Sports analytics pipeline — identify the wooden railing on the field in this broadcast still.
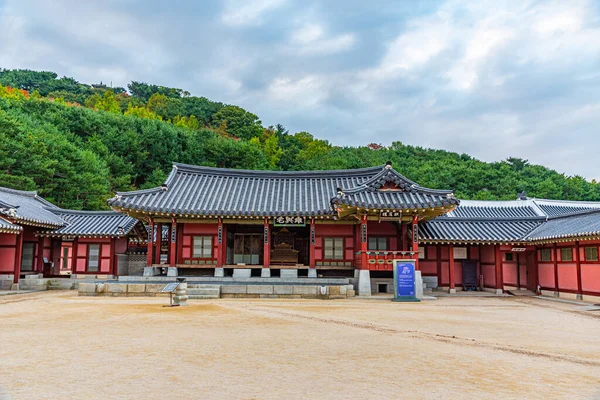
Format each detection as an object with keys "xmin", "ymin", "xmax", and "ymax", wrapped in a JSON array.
[{"xmin": 357, "ymin": 251, "xmax": 418, "ymax": 270}]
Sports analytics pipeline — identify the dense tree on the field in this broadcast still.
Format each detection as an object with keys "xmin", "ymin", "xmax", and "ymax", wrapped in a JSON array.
[
  {"xmin": 0, "ymin": 68, "xmax": 598, "ymax": 211},
  {"xmin": 211, "ymin": 105, "xmax": 263, "ymax": 140}
]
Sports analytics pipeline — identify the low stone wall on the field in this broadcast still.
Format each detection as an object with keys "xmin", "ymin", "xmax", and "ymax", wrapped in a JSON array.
[
  {"xmin": 79, "ymin": 282, "xmax": 356, "ymax": 299},
  {"xmin": 220, "ymin": 284, "xmax": 355, "ymax": 299}
]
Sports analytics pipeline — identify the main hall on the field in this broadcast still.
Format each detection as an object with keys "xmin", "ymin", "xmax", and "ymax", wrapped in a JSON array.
[{"xmin": 2, "ymin": 162, "xmax": 600, "ymax": 302}]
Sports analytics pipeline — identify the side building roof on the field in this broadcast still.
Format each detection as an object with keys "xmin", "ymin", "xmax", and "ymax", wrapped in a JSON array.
[
  {"xmin": 108, "ymin": 163, "xmax": 458, "ymax": 218},
  {"xmin": 41, "ymin": 209, "xmax": 142, "ymax": 238},
  {"xmin": 0, "ymin": 217, "xmax": 22, "ymax": 234},
  {"xmin": 422, "ymin": 198, "xmax": 600, "ymax": 244},
  {"xmin": 0, "ymin": 187, "xmax": 64, "ymax": 228}
]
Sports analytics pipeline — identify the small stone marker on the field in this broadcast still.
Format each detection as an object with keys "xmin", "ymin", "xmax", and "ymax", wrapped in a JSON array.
[{"xmin": 173, "ymin": 278, "xmax": 188, "ymax": 306}]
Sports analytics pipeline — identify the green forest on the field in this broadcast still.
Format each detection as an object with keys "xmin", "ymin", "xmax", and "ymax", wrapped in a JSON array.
[{"xmin": 0, "ymin": 68, "xmax": 598, "ymax": 210}]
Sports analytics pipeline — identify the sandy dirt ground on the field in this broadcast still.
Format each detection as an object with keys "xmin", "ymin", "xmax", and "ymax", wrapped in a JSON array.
[{"xmin": 0, "ymin": 292, "xmax": 599, "ymax": 400}]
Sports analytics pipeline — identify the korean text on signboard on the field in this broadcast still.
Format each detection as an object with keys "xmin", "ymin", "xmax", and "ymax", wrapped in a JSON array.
[{"xmin": 274, "ymin": 216, "xmax": 306, "ymax": 227}]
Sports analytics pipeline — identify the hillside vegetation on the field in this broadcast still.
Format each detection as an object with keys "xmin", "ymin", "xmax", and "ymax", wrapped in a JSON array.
[{"xmin": 0, "ymin": 68, "xmax": 598, "ymax": 210}]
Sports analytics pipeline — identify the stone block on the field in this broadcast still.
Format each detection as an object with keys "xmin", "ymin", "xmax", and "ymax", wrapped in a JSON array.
[
  {"xmin": 339, "ymin": 286, "xmax": 347, "ymax": 295},
  {"xmin": 261, "ymin": 268, "xmax": 271, "ymax": 278},
  {"xmin": 96, "ymin": 275, "xmax": 109, "ymax": 280},
  {"xmin": 106, "ymin": 283, "xmax": 126, "ymax": 293},
  {"xmin": 357, "ymin": 270, "xmax": 371, "ymax": 296},
  {"xmin": 96, "ymin": 283, "xmax": 107, "ymax": 293},
  {"xmin": 145, "ymin": 284, "xmax": 164, "ymax": 293},
  {"xmin": 328, "ymin": 295, "xmax": 346, "ymax": 300},
  {"xmin": 449, "ymin": 288, "xmax": 456, "ymax": 294},
  {"xmin": 127, "ymin": 284, "xmax": 146, "ymax": 293},
  {"xmin": 300, "ymin": 294, "xmax": 320, "ymax": 299},
  {"xmin": 274, "ymin": 285, "xmax": 293, "ymax": 295},
  {"xmin": 278, "ymin": 294, "xmax": 302, "ymax": 299},
  {"xmin": 233, "ymin": 269, "xmax": 252, "ymax": 279},
  {"xmin": 221, "ymin": 294, "xmax": 236, "ymax": 299},
  {"xmin": 259, "ymin": 294, "xmax": 279, "ymax": 299},
  {"xmin": 236, "ymin": 294, "xmax": 259, "ymax": 298},
  {"xmin": 293, "ymin": 285, "xmax": 317, "ymax": 295},
  {"xmin": 280, "ymin": 269, "xmax": 298, "ymax": 279},
  {"xmin": 78, "ymin": 283, "xmax": 97, "ymax": 293},
  {"xmin": 167, "ymin": 267, "xmax": 178, "ymax": 277},
  {"xmin": 221, "ymin": 285, "xmax": 247, "ymax": 294},
  {"xmin": 247, "ymin": 285, "xmax": 274, "ymax": 294},
  {"xmin": 329, "ymin": 286, "xmax": 340, "ymax": 295},
  {"xmin": 214, "ymin": 268, "xmax": 225, "ymax": 277},
  {"xmin": 347, "ymin": 289, "xmax": 356, "ymax": 297},
  {"xmin": 307, "ymin": 269, "xmax": 317, "ymax": 278}
]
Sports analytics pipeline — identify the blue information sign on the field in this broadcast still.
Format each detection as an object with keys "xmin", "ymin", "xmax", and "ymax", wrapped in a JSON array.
[{"xmin": 393, "ymin": 259, "xmax": 420, "ymax": 302}]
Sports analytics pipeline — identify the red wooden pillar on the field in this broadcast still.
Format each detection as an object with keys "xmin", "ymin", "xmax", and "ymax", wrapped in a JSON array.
[
  {"xmin": 411, "ymin": 215, "xmax": 419, "ymax": 270},
  {"xmin": 401, "ymin": 223, "xmax": 407, "ymax": 251},
  {"xmin": 553, "ymin": 243, "xmax": 559, "ymax": 295},
  {"xmin": 495, "ymin": 244, "xmax": 503, "ymax": 292},
  {"xmin": 72, "ymin": 237, "xmax": 79, "ymax": 274},
  {"xmin": 36, "ymin": 236, "xmax": 45, "ymax": 273},
  {"xmin": 13, "ymin": 232, "xmax": 24, "ymax": 284},
  {"xmin": 170, "ymin": 218, "xmax": 178, "ymax": 267},
  {"xmin": 436, "ymin": 244, "xmax": 442, "ymax": 284},
  {"xmin": 110, "ymin": 239, "xmax": 117, "ymax": 277},
  {"xmin": 575, "ymin": 241, "xmax": 583, "ymax": 298},
  {"xmin": 146, "ymin": 219, "xmax": 154, "ymax": 266},
  {"xmin": 216, "ymin": 219, "xmax": 223, "ymax": 268},
  {"xmin": 448, "ymin": 243, "xmax": 455, "ymax": 292},
  {"xmin": 263, "ymin": 218, "xmax": 270, "ymax": 268},
  {"xmin": 309, "ymin": 219, "xmax": 316, "ymax": 269},
  {"xmin": 360, "ymin": 215, "xmax": 368, "ymax": 268},
  {"xmin": 154, "ymin": 223, "xmax": 162, "ymax": 265}
]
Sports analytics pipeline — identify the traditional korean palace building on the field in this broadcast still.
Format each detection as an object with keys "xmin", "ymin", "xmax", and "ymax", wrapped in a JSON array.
[
  {"xmin": 0, "ymin": 186, "xmax": 145, "ymax": 289},
  {"xmin": 2, "ymin": 162, "xmax": 600, "ymax": 302}
]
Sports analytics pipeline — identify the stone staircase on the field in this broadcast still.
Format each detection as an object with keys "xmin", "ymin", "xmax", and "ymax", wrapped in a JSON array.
[{"xmin": 186, "ymin": 284, "xmax": 221, "ymax": 299}]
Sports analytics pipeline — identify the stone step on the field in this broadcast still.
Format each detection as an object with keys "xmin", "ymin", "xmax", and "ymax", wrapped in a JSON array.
[
  {"xmin": 187, "ymin": 288, "xmax": 220, "ymax": 296},
  {"xmin": 188, "ymin": 294, "xmax": 220, "ymax": 299},
  {"xmin": 187, "ymin": 284, "xmax": 221, "ymax": 289}
]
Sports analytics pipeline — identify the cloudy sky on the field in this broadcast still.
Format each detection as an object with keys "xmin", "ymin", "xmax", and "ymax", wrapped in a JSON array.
[{"xmin": 1, "ymin": 0, "xmax": 600, "ymax": 179}]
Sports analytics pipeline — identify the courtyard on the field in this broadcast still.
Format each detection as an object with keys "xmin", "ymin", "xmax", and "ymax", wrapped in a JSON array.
[{"xmin": 0, "ymin": 292, "xmax": 599, "ymax": 399}]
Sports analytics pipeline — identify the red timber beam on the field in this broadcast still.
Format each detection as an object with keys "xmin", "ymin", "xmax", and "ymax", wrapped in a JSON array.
[
  {"xmin": 360, "ymin": 214, "xmax": 368, "ymax": 268},
  {"xmin": 553, "ymin": 243, "xmax": 559, "ymax": 296},
  {"xmin": 216, "ymin": 218, "xmax": 223, "ymax": 268},
  {"xmin": 146, "ymin": 218, "xmax": 154, "ymax": 267},
  {"xmin": 448, "ymin": 243, "xmax": 455, "ymax": 293},
  {"xmin": 263, "ymin": 218, "xmax": 270, "ymax": 268},
  {"xmin": 13, "ymin": 231, "xmax": 24, "ymax": 285},
  {"xmin": 154, "ymin": 222, "xmax": 162, "ymax": 265},
  {"xmin": 495, "ymin": 244, "xmax": 503, "ymax": 293},
  {"xmin": 309, "ymin": 219, "xmax": 316, "ymax": 269},
  {"xmin": 411, "ymin": 215, "xmax": 419, "ymax": 270},
  {"xmin": 170, "ymin": 218, "xmax": 178, "ymax": 267},
  {"xmin": 575, "ymin": 241, "xmax": 583, "ymax": 299}
]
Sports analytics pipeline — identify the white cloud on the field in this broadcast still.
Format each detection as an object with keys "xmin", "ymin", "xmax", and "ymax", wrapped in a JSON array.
[
  {"xmin": 221, "ymin": 0, "xmax": 286, "ymax": 26},
  {"xmin": 289, "ymin": 23, "xmax": 355, "ymax": 55}
]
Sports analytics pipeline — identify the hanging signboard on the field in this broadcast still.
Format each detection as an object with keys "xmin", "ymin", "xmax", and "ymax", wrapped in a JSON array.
[
  {"xmin": 380, "ymin": 210, "xmax": 402, "ymax": 221},
  {"xmin": 393, "ymin": 259, "xmax": 420, "ymax": 302},
  {"xmin": 273, "ymin": 216, "xmax": 306, "ymax": 227}
]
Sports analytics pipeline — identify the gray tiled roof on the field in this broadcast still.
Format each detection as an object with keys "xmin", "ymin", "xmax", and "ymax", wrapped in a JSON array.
[
  {"xmin": 525, "ymin": 209, "xmax": 600, "ymax": 241},
  {"xmin": 0, "ymin": 187, "xmax": 64, "ymax": 227},
  {"xmin": 445, "ymin": 201, "xmax": 541, "ymax": 218},
  {"xmin": 331, "ymin": 165, "xmax": 458, "ymax": 210},
  {"xmin": 47, "ymin": 210, "xmax": 139, "ymax": 237},
  {"xmin": 420, "ymin": 218, "xmax": 543, "ymax": 243},
  {"xmin": 0, "ymin": 217, "xmax": 22, "ymax": 233},
  {"xmin": 109, "ymin": 163, "xmax": 458, "ymax": 217}
]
